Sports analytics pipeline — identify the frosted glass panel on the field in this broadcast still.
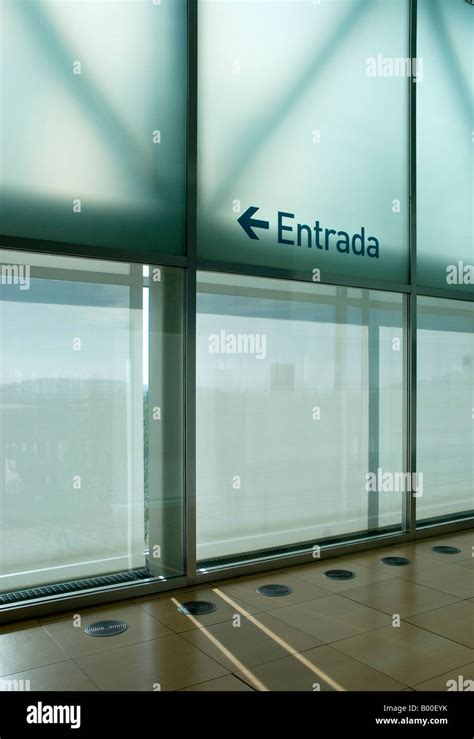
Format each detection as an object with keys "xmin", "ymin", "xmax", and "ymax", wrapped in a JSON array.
[
  {"xmin": 417, "ymin": 0, "xmax": 474, "ymax": 290},
  {"xmin": 196, "ymin": 274, "xmax": 406, "ymax": 561},
  {"xmin": 0, "ymin": 251, "xmax": 184, "ymax": 594},
  {"xmin": 0, "ymin": 0, "xmax": 186, "ymax": 254},
  {"xmin": 417, "ymin": 296, "xmax": 474, "ymax": 523},
  {"xmin": 198, "ymin": 0, "xmax": 409, "ymax": 282}
]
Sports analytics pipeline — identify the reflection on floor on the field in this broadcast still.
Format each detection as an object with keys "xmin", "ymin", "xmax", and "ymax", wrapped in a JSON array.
[{"xmin": 1, "ymin": 532, "xmax": 473, "ymax": 692}]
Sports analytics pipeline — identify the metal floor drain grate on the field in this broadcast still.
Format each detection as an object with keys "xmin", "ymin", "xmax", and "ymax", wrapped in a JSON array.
[
  {"xmin": 431, "ymin": 545, "xmax": 461, "ymax": 555},
  {"xmin": 0, "ymin": 569, "xmax": 150, "ymax": 606},
  {"xmin": 323, "ymin": 569, "xmax": 356, "ymax": 581},
  {"xmin": 85, "ymin": 620, "xmax": 128, "ymax": 637},
  {"xmin": 178, "ymin": 600, "xmax": 217, "ymax": 616},
  {"xmin": 256, "ymin": 584, "xmax": 293, "ymax": 597},
  {"xmin": 381, "ymin": 556, "xmax": 410, "ymax": 566}
]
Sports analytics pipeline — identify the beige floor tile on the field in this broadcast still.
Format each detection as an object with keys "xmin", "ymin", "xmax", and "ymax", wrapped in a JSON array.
[
  {"xmin": 180, "ymin": 675, "xmax": 254, "ymax": 691},
  {"xmin": 267, "ymin": 594, "xmax": 390, "ymax": 643},
  {"xmin": 0, "ymin": 619, "xmax": 40, "ymax": 634},
  {"xmin": 399, "ymin": 536, "xmax": 473, "ymax": 564},
  {"xmin": 75, "ymin": 634, "xmax": 228, "ymax": 691},
  {"xmin": 439, "ymin": 530, "xmax": 474, "ymax": 546},
  {"xmin": 457, "ymin": 557, "xmax": 474, "ymax": 570},
  {"xmin": 332, "ymin": 623, "xmax": 473, "ymax": 685},
  {"xmin": 448, "ymin": 523, "xmax": 474, "ymax": 541},
  {"xmin": 412, "ymin": 662, "xmax": 474, "ymax": 691},
  {"xmin": 0, "ymin": 624, "xmax": 67, "ymax": 677},
  {"xmin": 312, "ymin": 546, "xmax": 394, "ymax": 567},
  {"xmin": 401, "ymin": 562, "xmax": 474, "ymax": 599},
  {"xmin": 335, "ymin": 547, "xmax": 443, "ymax": 578},
  {"xmin": 40, "ymin": 603, "xmax": 171, "ymax": 658},
  {"xmin": 407, "ymin": 601, "xmax": 474, "ymax": 648},
  {"xmin": 287, "ymin": 560, "xmax": 398, "ymax": 592},
  {"xmin": 343, "ymin": 578, "xmax": 460, "ymax": 618},
  {"xmin": 0, "ymin": 660, "xmax": 98, "ymax": 691},
  {"xmin": 217, "ymin": 572, "xmax": 331, "ymax": 608},
  {"xmin": 135, "ymin": 587, "xmax": 259, "ymax": 633},
  {"xmin": 181, "ymin": 611, "xmax": 322, "ymax": 671},
  {"xmin": 235, "ymin": 644, "xmax": 406, "ymax": 692}
]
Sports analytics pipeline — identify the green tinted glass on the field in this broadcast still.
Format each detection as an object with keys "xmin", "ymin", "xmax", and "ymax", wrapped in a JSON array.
[
  {"xmin": 0, "ymin": 0, "xmax": 186, "ymax": 255},
  {"xmin": 197, "ymin": 0, "xmax": 410, "ymax": 282},
  {"xmin": 417, "ymin": 0, "xmax": 474, "ymax": 291}
]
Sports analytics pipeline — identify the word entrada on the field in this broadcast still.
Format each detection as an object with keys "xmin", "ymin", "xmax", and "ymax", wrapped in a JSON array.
[
  {"xmin": 237, "ymin": 206, "xmax": 381, "ymax": 259},
  {"xmin": 278, "ymin": 211, "xmax": 380, "ymax": 258}
]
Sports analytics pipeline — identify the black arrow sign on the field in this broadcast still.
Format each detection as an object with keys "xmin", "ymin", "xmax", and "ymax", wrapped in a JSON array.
[{"xmin": 237, "ymin": 206, "xmax": 270, "ymax": 240}]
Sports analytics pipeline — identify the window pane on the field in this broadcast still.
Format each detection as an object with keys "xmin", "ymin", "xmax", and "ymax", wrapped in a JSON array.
[
  {"xmin": 417, "ymin": 296, "xmax": 474, "ymax": 524},
  {"xmin": 0, "ymin": 0, "xmax": 186, "ymax": 255},
  {"xmin": 0, "ymin": 250, "xmax": 184, "ymax": 600},
  {"xmin": 197, "ymin": 0, "xmax": 409, "ymax": 282},
  {"xmin": 196, "ymin": 273, "xmax": 406, "ymax": 562},
  {"xmin": 417, "ymin": 0, "xmax": 474, "ymax": 291}
]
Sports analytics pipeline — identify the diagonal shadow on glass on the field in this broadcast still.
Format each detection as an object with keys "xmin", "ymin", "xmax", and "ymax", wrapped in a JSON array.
[
  {"xmin": 426, "ymin": 0, "xmax": 473, "ymax": 129},
  {"xmin": 15, "ymin": 0, "xmax": 178, "ymax": 202},
  {"xmin": 208, "ymin": 0, "xmax": 373, "ymax": 210}
]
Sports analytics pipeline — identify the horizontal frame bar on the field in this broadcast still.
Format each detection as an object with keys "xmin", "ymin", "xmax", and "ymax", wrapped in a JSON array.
[
  {"xmin": 0, "ymin": 235, "xmax": 188, "ymax": 269},
  {"xmin": 197, "ymin": 258, "xmax": 412, "ymax": 294},
  {"xmin": 416, "ymin": 285, "xmax": 474, "ymax": 303}
]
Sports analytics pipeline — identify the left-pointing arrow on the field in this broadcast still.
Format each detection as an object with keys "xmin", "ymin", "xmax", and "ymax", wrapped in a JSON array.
[{"xmin": 237, "ymin": 206, "xmax": 270, "ymax": 240}]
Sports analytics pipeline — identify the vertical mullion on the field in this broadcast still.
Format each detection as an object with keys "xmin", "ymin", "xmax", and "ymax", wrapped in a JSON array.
[
  {"xmin": 407, "ymin": 0, "xmax": 418, "ymax": 538},
  {"xmin": 185, "ymin": 0, "xmax": 198, "ymax": 580},
  {"xmin": 367, "ymin": 309, "xmax": 380, "ymax": 533}
]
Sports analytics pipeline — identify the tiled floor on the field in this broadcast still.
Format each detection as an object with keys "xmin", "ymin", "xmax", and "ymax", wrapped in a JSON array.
[{"xmin": 0, "ymin": 532, "xmax": 473, "ymax": 692}]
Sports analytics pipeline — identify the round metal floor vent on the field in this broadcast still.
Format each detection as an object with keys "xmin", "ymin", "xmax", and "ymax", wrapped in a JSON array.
[
  {"xmin": 323, "ymin": 569, "xmax": 356, "ymax": 581},
  {"xmin": 178, "ymin": 600, "xmax": 217, "ymax": 615},
  {"xmin": 256, "ymin": 584, "xmax": 293, "ymax": 597},
  {"xmin": 431, "ymin": 545, "xmax": 461, "ymax": 555},
  {"xmin": 85, "ymin": 620, "xmax": 128, "ymax": 637},
  {"xmin": 381, "ymin": 556, "xmax": 410, "ymax": 567}
]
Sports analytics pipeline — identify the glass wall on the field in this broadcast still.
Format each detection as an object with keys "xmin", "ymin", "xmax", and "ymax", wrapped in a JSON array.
[
  {"xmin": 0, "ymin": 250, "xmax": 184, "ymax": 598},
  {"xmin": 196, "ymin": 273, "xmax": 406, "ymax": 563},
  {"xmin": 0, "ymin": 0, "xmax": 187, "ymax": 255},
  {"xmin": 417, "ymin": 0, "xmax": 474, "ymax": 291},
  {"xmin": 197, "ymin": 0, "xmax": 410, "ymax": 282},
  {"xmin": 417, "ymin": 296, "xmax": 474, "ymax": 524}
]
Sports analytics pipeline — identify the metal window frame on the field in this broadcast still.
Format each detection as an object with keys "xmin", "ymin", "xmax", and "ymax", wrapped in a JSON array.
[{"xmin": 0, "ymin": 0, "xmax": 473, "ymax": 624}]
